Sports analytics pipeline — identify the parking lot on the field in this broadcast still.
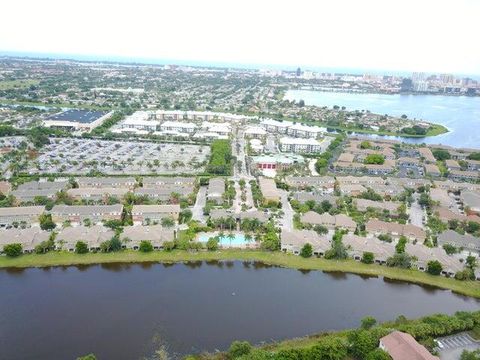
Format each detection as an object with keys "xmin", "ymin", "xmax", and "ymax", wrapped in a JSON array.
[
  {"xmin": 397, "ymin": 164, "xmax": 424, "ymax": 178},
  {"xmin": 28, "ymin": 138, "xmax": 210, "ymax": 175},
  {"xmin": 437, "ymin": 333, "xmax": 479, "ymax": 360}
]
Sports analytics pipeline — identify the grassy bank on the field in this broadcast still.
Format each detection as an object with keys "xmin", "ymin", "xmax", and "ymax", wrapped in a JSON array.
[
  {"xmin": 299, "ymin": 119, "xmax": 449, "ymax": 138},
  {"xmin": 1, "ymin": 250, "xmax": 479, "ymax": 298}
]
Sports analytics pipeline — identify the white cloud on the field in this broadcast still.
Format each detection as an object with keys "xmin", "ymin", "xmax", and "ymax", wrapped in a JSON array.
[{"xmin": 1, "ymin": 0, "xmax": 479, "ymax": 74}]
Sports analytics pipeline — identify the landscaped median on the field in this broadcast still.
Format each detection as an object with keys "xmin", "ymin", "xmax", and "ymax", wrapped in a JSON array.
[{"xmin": 1, "ymin": 249, "xmax": 480, "ymax": 298}]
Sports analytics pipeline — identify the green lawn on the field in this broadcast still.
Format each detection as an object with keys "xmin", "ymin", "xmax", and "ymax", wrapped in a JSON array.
[
  {"xmin": 1, "ymin": 250, "xmax": 479, "ymax": 298},
  {"xmin": 0, "ymin": 79, "xmax": 40, "ymax": 90},
  {"xmin": 426, "ymin": 124, "xmax": 450, "ymax": 136},
  {"xmin": 0, "ymin": 98, "xmax": 111, "ymax": 110},
  {"xmin": 302, "ymin": 120, "xmax": 449, "ymax": 138}
]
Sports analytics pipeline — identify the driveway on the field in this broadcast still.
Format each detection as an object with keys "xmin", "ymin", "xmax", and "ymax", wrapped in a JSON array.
[
  {"xmin": 192, "ymin": 186, "xmax": 207, "ymax": 222},
  {"xmin": 409, "ymin": 194, "xmax": 425, "ymax": 228},
  {"xmin": 279, "ymin": 189, "xmax": 293, "ymax": 231},
  {"xmin": 309, "ymin": 159, "xmax": 319, "ymax": 176}
]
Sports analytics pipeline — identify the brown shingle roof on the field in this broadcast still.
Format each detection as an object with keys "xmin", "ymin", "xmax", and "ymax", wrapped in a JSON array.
[{"xmin": 380, "ymin": 331, "xmax": 439, "ymax": 360}]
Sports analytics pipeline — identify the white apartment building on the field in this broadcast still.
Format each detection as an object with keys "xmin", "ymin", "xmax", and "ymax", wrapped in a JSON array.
[
  {"xmin": 286, "ymin": 123, "xmax": 325, "ymax": 138},
  {"xmin": 279, "ymin": 137, "xmax": 324, "ymax": 153},
  {"xmin": 244, "ymin": 126, "xmax": 267, "ymax": 138},
  {"xmin": 160, "ymin": 121, "xmax": 197, "ymax": 133},
  {"xmin": 260, "ymin": 119, "xmax": 291, "ymax": 134},
  {"xmin": 154, "ymin": 110, "xmax": 246, "ymax": 122}
]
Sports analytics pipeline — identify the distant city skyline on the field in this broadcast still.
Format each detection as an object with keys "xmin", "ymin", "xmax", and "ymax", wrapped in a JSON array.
[{"xmin": 0, "ymin": 0, "xmax": 479, "ymax": 75}]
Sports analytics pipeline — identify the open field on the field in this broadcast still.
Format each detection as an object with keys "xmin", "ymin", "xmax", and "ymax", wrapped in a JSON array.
[
  {"xmin": 0, "ymin": 80, "xmax": 40, "ymax": 90},
  {"xmin": 0, "ymin": 99, "xmax": 111, "ymax": 110},
  {"xmin": 1, "ymin": 249, "xmax": 479, "ymax": 298}
]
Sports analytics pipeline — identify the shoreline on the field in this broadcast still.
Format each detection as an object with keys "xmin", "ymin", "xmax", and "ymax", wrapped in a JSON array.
[
  {"xmin": 287, "ymin": 88, "xmax": 480, "ymax": 98},
  {"xmin": 1, "ymin": 250, "xmax": 479, "ymax": 299}
]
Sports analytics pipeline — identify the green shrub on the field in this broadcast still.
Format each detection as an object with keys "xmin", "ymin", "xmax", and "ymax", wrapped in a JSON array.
[
  {"xmin": 455, "ymin": 269, "xmax": 475, "ymax": 281},
  {"xmin": 139, "ymin": 240, "xmax": 153, "ymax": 252},
  {"xmin": 206, "ymin": 238, "xmax": 219, "ymax": 251},
  {"xmin": 386, "ymin": 253, "xmax": 412, "ymax": 269},
  {"xmin": 3, "ymin": 243, "xmax": 23, "ymax": 257},
  {"xmin": 365, "ymin": 349, "xmax": 392, "ymax": 360},
  {"xmin": 364, "ymin": 154, "xmax": 385, "ymax": 165},
  {"xmin": 427, "ymin": 260, "xmax": 443, "ymax": 276},
  {"xmin": 34, "ymin": 239, "xmax": 54, "ymax": 254},
  {"xmin": 348, "ymin": 330, "xmax": 379, "ymax": 359},
  {"xmin": 75, "ymin": 241, "xmax": 89, "ymax": 254},
  {"xmin": 110, "ymin": 235, "xmax": 122, "ymax": 252},
  {"xmin": 163, "ymin": 241, "xmax": 175, "ymax": 251},
  {"xmin": 300, "ymin": 243, "xmax": 313, "ymax": 258},
  {"xmin": 307, "ymin": 337, "xmax": 347, "ymax": 360},
  {"xmin": 361, "ymin": 252, "xmax": 375, "ymax": 264},
  {"xmin": 228, "ymin": 341, "xmax": 252, "ymax": 358}
]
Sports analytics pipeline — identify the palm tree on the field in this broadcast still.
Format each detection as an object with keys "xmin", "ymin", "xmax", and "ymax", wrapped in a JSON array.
[
  {"xmin": 227, "ymin": 232, "xmax": 235, "ymax": 247},
  {"xmin": 161, "ymin": 217, "xmax": 175, "ymax": 228},
  {"xmin": 245, "ymin": 233, "xmax": 252, "ymax": 244}
]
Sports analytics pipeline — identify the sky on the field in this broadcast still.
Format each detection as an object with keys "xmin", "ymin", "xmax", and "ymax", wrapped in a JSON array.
[{"xmin": 1, "ymin": 0, "xmax": 479, "ymax": 75}]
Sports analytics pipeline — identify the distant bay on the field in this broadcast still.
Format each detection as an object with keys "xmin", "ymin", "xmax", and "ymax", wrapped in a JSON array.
[{"xmin": 285, "ymin": 90, "xmax": 480, "ymax": 148}]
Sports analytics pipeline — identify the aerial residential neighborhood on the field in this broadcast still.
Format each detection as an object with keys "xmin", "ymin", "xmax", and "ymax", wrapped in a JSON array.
[
  {"xmin": 0, "ymin": 100, "xmax": 479, "ymax": 287},
  {"xmin": 1, "ymin": 2, "xmax": 480, "ymax": 357}
]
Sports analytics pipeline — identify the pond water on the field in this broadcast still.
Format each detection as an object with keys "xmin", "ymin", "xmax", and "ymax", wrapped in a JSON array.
[{"xmin": 0, "ymin": 261, "xmax": 478, "ymax": 360}]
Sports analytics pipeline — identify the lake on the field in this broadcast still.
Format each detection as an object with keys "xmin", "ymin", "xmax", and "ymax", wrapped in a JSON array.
[
  {"xmin": 284, "ymin": 90, "xmax": 480, "ymax": 148},
  {"xmin": 0, "ymin": 261, "xmax": 478, "ymax": 360}
]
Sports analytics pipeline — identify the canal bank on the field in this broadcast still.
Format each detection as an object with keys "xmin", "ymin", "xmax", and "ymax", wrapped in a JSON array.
[{"xmin": 1, "ymin": 249, "xmax": 480, "ymax": 298}]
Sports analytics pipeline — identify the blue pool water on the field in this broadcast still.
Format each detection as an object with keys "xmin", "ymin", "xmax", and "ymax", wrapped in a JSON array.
[{"xmin": 198, "ymin": 233, "xmax": 249, "ymax": 247}]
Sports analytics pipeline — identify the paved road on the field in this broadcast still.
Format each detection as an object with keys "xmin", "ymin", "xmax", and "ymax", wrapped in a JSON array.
[
  {"xmin": 192, "ymin": 186, "xmax": 207, "ymax": 222},
  {"xmin": 231, "ymin": 126, "xmax": 254, "ymax": 181},
  {"xmin": 244, "ymin": 182, "xmax": 255, "ymax": 210},
  {"xmin": 233, "ymin": 181, "xmax": 242, "ymax": 212}
]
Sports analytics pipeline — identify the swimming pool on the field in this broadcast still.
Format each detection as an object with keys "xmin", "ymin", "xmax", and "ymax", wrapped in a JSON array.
[{"xmin": 198, "ymin": 233, "xmax": 250, "ymax": 247}]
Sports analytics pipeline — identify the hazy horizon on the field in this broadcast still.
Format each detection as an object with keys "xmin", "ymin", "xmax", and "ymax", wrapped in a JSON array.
[
  {"xmin": 0, "ymin": 0, "xmax": 479, "ymax": 76},
  {"xmin": 2, "ymin": 51, "xmax": 480, "ymax": 80}
]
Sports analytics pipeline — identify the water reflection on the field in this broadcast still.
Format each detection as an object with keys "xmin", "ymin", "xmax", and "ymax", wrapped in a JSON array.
[
  {"xmin": 298, "ymin": 269, "xmax": 311, "ymax": 275},
  {"xmin": 323, "ymin": 271, "xmax": 348, "ymax": 280},
  {"xmin": 242, "ymin": 261, "xmax": 251, "ymax": 268},
  {"xmin": 184, "ymin": 261, "xmax": 203, "ymax": 269},
  {"xmin": 100, "ymin": 262, "xmax": 132, "ymax": 272}
]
